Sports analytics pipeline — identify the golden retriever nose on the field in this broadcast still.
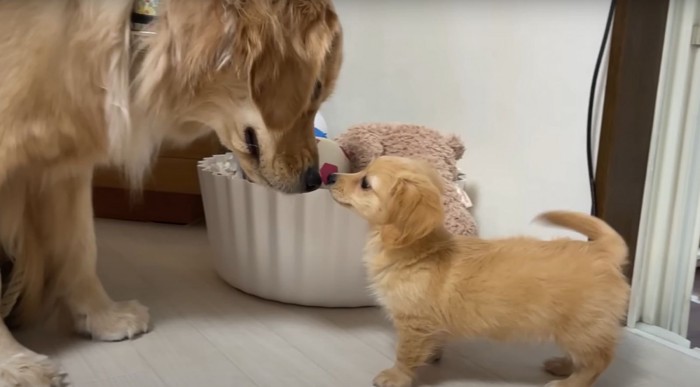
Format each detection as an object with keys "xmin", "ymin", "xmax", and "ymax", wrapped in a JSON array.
[
  {"xmin": 303, "ymin": 167, "xmax": 322, "ymax": 192},
  {"xmin": 326, "ymin": 173, "xmax": 337, "ymax": 185}
]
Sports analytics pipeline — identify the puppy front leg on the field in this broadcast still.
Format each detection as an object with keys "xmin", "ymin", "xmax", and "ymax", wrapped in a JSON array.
[
  {"xmin": 47, "ymin": 172, "xmax": 149, "ymax": 341},
  {"xmin": 373, "ymin": 324, "xmax": 442, "ymax": 387}
]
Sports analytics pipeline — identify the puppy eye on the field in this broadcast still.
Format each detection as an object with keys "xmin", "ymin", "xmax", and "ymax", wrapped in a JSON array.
[
  {"xmin": 361, "ymin": 176, "xmax": 371, "ymax": 190},
  {"xmin": 244, "ymin": 127, "xmax": 260, "ymax": 161},
  {"xmin": 312, "ymin": 81, "xmax": 322, "ymax": 101}
]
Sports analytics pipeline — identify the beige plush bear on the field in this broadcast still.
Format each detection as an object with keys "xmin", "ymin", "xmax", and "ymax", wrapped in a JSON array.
[{"xmin": 336, "ymin": 123, "xmax": 477, "ymax": 236}]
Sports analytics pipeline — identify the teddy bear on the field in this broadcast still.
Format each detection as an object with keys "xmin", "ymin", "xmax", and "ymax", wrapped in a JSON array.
[{"xmin": 335, "ymin": 123, "xmax": 477, "ymax": 236}]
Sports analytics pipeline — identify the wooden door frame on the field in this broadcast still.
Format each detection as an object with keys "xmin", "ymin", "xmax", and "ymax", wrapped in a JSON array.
[{"xmin": 595, "ymin": 0, "xmax": 670, "ymax": 278}]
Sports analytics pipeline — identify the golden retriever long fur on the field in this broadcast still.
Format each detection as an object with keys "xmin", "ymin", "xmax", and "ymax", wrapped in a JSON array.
[
  {"xmin": 0, "ymin": 0, "xmax": 342, "ymax": 385},
  {"xmin": 328, "ymin": 156, "xmax": 630, "ymax": 387}
]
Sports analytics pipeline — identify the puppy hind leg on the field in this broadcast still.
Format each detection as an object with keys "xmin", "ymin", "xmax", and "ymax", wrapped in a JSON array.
[
  {"xmin": 427, "ymin": 346, "xmax": 444, "ymax": 364},
  {"xmin": 426, "ymin": 335, "xmax": 447, "ymax": 364},
  {"xmin": 545, "ymin": 344, "xmax": 615, "ymax": 387},
  {"xmin": 543, "ymin": 355, "xmax": 574, "ymax": 377}
]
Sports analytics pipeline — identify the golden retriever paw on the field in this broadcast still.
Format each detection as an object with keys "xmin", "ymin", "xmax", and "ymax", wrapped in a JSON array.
[
  {"xmin": 372, "ymin": 368, "xmax": 413, "ymax": 387},
  {"xmin": 0, "ymin": 351, "xmax": 68, "ymax": 387},
  {"xmin": 75, "ymin": 300, "xmax": 150, "ymax": 341},
  {"xmin": 543, "ymin": 357, "xmax": 574, "ymax": 377}
]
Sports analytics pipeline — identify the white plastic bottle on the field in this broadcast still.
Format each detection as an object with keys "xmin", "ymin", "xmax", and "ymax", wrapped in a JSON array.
[{"xmin": 314, "ymin": 112, "xmax": 328, "ymax": 138}]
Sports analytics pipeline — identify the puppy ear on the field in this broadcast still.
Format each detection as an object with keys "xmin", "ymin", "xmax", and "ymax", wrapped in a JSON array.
[{"xmin": 384, "ymin": 173, "xmax": 444, "ymax": 246}]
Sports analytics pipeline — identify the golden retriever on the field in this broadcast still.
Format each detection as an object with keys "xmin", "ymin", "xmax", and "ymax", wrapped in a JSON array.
[
  {"xmin": 327, "ymin": 156, "xmax": 630, "ymax": 387},
  {"xmin": 0, "ymin": 0, "xmax": 342, "ymax": 385}
]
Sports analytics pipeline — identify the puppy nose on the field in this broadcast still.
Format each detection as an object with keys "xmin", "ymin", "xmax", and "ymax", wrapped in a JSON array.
[
  {"xmin": 303, "ymin": 167, "xmax": 322, "ymax": 192},
  {"xmin": 326, "ymin": 173, "xmax": 337, "ymax": 185}
]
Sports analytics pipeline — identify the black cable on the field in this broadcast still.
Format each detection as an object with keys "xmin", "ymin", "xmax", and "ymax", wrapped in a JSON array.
[{"xmin": 587, "ymin": 0, "xmax": 616, "ymax": 217}]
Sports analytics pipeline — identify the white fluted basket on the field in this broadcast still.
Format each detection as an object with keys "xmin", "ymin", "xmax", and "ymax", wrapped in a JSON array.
[{"xmin": 198, "ymin": 154, "xmax": 375, "ymax": 307}]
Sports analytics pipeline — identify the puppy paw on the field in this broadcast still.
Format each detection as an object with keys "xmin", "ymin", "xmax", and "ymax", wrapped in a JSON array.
[
  {"xmin": 0, "ymin": 351, "xmax": 68, "ymax": 387},
  {"xmin": 372, "ymin": 368, "xmax": 413, "ymax": 387},
  {"xmin": 75, "ymin": 300, "xmax": 150, "ymax": 341},
  {"xmin": 543, "ymin": 356, "xmax": 574, "ymax": 377}
]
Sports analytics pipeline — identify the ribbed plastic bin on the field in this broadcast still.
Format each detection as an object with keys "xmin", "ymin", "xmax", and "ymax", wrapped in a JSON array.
[
  {"xmin": 198, "ymin": 154, "xmax": 375, "ymax": 307},
  {"xmin": 198, "ymin": 154, "xmax": 470, "ymax": 308}
]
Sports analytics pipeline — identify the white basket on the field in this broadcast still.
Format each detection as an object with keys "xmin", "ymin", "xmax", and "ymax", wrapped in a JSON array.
[{"xmin": 198, "ymin": 154, "xmax": 375, "ymax": 307}]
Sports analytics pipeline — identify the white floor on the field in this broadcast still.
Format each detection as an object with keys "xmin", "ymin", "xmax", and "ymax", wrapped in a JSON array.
[{"xmin": 14, "ymin": 220, "xmax": 700, "ymax": 387}]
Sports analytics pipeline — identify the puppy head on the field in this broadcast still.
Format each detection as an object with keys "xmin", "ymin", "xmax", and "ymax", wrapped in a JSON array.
[
  {"xmin": 329, "ymin": 156, "xmax": 445, "ymax": 245},
  {"xmin": 137, "ymin": 0, "xmax": 343, "ymax": 193}
]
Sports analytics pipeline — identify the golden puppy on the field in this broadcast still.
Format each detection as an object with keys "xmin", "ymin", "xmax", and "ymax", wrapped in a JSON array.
[
  {"xmin": 0, "ymin": 0, "xmax": 341, "ymax": 385},
  {"xmin": 327, "ymin": 156, "xmax": 630, "ymax": 387}
]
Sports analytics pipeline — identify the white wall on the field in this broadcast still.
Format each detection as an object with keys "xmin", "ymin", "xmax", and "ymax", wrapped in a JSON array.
[{"xmin": 322, "ymin": 0, "xmax": 611, "ymax": 238}]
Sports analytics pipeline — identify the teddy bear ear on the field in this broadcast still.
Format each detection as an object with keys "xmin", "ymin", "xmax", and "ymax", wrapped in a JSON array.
[
  {"xmin": 335, "ymin": 125, "xmax": 384, "ymax": 171},
  {"xmin": 446, "ymin": 134, "xmax": 466, "ymax": 160}
]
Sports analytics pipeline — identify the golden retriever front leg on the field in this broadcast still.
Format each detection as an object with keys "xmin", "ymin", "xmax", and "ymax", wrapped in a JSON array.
[
  {"xmin": 0, "ymin": 318, "xmax": 66, "ymax": 387},
  {"xmin": 373, "ymin": 322, "xmax": 443, "ymax": 387},
  {"xmin": 0, "ymin": 178, "xmax": 66, "ymax": 386},
  {"xmin": 0, "ymin": 236, "xmax": 67, "ymax": 385},
  {"xmin": 46, "ymin": 171, "xmax": 150, "ymax": 341}
]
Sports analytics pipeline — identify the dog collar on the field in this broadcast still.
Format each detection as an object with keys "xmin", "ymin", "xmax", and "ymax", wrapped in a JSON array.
[{"xmin": 131, "ymin": 0, "xmax": 159, "ymax": 34}]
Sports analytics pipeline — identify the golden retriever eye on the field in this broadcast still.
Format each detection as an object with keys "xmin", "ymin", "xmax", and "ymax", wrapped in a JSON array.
[
  {"xmin": 244, "ymin": 127, "xmax": 260, "ymax": 162},
  {"xmin": 361, "ymin": 176, "xmax": 371, "ymax": 190},
  {"xmin": 312, "ymin": 80, "xmax": 322, "ymax": 101}
]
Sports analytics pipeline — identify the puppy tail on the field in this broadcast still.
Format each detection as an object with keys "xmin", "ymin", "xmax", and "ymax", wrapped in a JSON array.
[{"xmin": 536, "ymin": 211, "xmax": 628, "ymax": 266}]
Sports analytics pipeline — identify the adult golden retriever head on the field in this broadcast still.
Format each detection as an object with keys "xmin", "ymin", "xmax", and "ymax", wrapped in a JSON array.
[
  {"xmin": 327, "ymin": 156, "xmax": 446, "ymax": 246},
  {"xmin": 134, "ymin": 0, "xmax": 342, "ymax": 193}
]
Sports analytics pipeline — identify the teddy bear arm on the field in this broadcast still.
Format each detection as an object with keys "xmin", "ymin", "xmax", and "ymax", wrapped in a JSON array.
[{"xmin": 442, "ymin": 185, "xmax": 478, "ymax": 237}]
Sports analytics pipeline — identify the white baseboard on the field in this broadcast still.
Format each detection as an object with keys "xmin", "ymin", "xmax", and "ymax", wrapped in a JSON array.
[{"xmin": 627, "ymin": 326, "xmax": 700, "ymax": 360}]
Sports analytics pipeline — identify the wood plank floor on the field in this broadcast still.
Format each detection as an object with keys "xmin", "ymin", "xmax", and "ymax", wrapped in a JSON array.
[{"xmin": 14, "ymin": 220, "xmax": 700, "ymax": 387}]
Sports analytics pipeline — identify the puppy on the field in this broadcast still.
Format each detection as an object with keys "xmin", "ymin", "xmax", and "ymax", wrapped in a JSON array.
[
  {"xmin": 0, "ymin": 1, "xmax": 341, "ymax": 385},
  {"xmin": 327, "ymin": 156, "xmax": 630, "ymax": 387}
]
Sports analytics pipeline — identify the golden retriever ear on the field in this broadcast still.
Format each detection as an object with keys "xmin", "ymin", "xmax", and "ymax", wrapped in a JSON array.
[
  {"xmin": 385, "ymin": 173, "xmax": 444, "ymax": 246},
  {"xmin": 229, "ymin": 3, "xmax": 271, "ymax": 77},
  {"xmin": 135, "ymin": 1, "xmax": 242, "ymax": 97},
  {"xmin": 248, "ymin": 3, "xmax": 341, "ymax": 130},
  {"xmin": 290, "ymin": 3, "xmax": 341, "ymax": 66}
]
